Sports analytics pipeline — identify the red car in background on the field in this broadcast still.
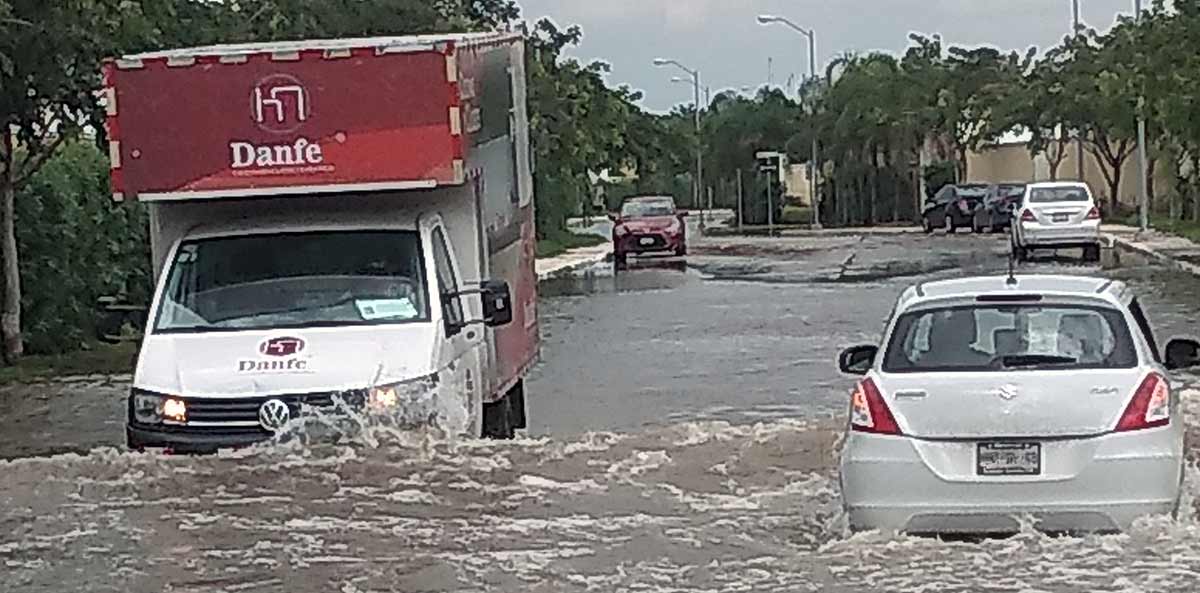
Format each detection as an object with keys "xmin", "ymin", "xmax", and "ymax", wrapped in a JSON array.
[{"xmin": 611, "ymin": 196, "xmax": 687, "ymax": 266}]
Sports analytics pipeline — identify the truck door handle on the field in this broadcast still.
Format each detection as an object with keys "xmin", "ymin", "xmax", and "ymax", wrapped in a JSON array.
[{"xmin": 895, "ymin": 390, "xmax": 927, "ymax": 399}]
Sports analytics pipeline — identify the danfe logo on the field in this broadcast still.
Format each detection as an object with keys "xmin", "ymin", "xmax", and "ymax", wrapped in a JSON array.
[
  {"xmin": 230, "ymin": 75, "xmax": 326, "ymax": 170},
  {"xmin": 260, "ymin": 336, "xmax": 305, "ymax": 357},
  {"xmin": 239, "ymin": 337, "xmax": 310, "ymax": 373}
]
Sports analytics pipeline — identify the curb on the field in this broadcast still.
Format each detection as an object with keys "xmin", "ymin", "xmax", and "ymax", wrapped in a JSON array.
[
  {"xmin": 535, "ymin": 245, "xmax": 613, "ymax": 281},
  {"xmin": 1104, "ymin": 234, "xmax": 1200, "ymax": 278}
]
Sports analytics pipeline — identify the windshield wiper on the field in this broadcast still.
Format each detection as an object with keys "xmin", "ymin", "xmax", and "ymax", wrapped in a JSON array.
[{"xmin": 997, "ymin": 354, "xmax": 1078, "ymax": 368}]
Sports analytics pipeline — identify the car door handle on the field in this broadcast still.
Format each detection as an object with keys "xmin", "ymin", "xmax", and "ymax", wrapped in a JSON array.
[{"xmin": 895, "ymin": 390, "xmax": 928, "ymax": 399}]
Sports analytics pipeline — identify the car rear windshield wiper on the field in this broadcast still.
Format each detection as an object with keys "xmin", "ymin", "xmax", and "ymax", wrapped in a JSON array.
[{"xmin": 996, "ymin": 354, "xmax": 1078, "ymax": 368}]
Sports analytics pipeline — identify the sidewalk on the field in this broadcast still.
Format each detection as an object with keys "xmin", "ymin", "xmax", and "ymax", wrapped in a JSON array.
[
  {"xmin": 535, "ymin": 243, "xmax": 612, "ymax": 280},
  {"xmin": 1103, "ymin": 224, "xmax": 1200, "ymax": 277}
]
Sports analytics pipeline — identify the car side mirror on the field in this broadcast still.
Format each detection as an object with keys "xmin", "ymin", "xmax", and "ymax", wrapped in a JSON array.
[
  {"xmin": 480, "ymin": 279, "xmax": 513, "ymax": 327},
  {"xmin": 839, "ymin": 344, "xmax": 878, "ymax": 375},
  {"xmin": 1164, "ymin": 338, "xmax": 1200, "ymax": 371}
]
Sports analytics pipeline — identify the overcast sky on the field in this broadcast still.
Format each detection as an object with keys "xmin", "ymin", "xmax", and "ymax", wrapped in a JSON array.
[{"xmin": 515, "ymin": 0, "xmax": 1139, "ymax": 112}]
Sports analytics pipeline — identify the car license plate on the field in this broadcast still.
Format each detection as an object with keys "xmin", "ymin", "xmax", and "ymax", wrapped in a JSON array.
[
  {"xmin": 1052, "ymin": 213, "xmax": 1069, "ymax": 223},
  {"xmin": 977, "ymin": 442, "xmax": 1041, "ymax": 476},
  {"xmin": 639, "ymin": 237, "xmax": 655, "ymax": 246}
]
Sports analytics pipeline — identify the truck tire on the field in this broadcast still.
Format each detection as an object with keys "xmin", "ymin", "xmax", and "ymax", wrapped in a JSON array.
[
  {"xmin": 482, "ymin": 395, "xmax": 515, "ymax": 439},
  {"xmin": 509, "ymin": 380, "xmax": 527, "ymax": 430}
]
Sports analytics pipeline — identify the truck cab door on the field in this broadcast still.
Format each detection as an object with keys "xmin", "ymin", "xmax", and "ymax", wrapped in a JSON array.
[{"xmin": 423, "ymin": 216, "xmax": 486, "ymax": 434}]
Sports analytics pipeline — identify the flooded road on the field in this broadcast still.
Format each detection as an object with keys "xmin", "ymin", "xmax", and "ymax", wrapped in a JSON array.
[{"xmin": 3, "ymin": 232, "xmax": 1200, "ymax": 592}]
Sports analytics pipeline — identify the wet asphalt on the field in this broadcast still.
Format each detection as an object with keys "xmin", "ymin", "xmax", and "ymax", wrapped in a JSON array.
[{"xmin": 3, "ymin": 229, "xmax": 1200, "ymax": 592}]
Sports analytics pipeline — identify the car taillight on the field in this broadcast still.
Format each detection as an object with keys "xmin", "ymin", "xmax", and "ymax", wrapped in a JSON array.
[
  {"xmin": 1086, "ymin": 207, "xmax": 1101, "ymax": 220},
  {"xmin": 1115, "ymin": 373, "xmax": 1170, "ymax": 432},
  {"xmin": 850, "ymin": 378, "xmax": 902, "ymax": 435},
  {"xmin": 1020, "ymin": 209, "xmax": 1036, "ymax": 223}
]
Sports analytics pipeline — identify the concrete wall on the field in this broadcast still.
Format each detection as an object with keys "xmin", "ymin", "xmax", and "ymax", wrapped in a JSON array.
[{"xmin": 966, "ymin": 141, "xmax": 1169, "ymax": 208}]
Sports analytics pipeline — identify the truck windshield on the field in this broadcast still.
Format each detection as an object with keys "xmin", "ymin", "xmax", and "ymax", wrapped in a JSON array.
[{"xmin": 154, "ymin": 231, "xmax": 429, "ymax": 333}]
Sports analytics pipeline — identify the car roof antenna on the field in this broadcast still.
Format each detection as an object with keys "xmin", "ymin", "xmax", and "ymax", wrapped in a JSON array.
[{"xmin": 1006, "ymin": 246, "xmax": 1018, "ymax": 286}]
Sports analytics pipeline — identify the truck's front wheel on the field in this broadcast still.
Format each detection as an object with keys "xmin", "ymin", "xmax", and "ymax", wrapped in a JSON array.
[{"xmin": 482, "ymin": 394, "xmax": 515, "ymax": 440}]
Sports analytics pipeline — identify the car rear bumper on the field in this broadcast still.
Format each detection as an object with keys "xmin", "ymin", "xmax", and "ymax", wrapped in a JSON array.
[
  {"xmin": 1019, "ymin": 221, "xmax": 1100, "ymax": 247},
  {"xmin": 840, "ymin": 428, "xmax": 1183, "ymax": 533}
]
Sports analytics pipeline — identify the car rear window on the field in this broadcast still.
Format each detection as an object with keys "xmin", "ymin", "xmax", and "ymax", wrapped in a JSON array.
[
  {"xmin": 882, "ymin": 304, "xmax": 1137, "ymax": 373},
  {"xmin": 1000, "ymin": 185, "xmax": 1025, "ymax": 197},
  {"xmin": 1029, "ymin": 187, "xmax": 1089, "ymax": 203}
]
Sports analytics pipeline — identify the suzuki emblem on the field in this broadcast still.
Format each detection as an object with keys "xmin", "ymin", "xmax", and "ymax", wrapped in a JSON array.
[
  {"xmin": 996, "ymin": 384, "xmax": 1020, "ymax": 401},
  {"xmin": 258, "ymin": 399, "xmax": 291, "ymax": 432},
  {"xmin": 260, "ymin": 337, "xmax": 305, "ymax": 357}
]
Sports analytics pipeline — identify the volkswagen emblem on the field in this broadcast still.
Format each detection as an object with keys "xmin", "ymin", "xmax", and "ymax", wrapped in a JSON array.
[
  {"xmin": 996, "ymin": 384, "xmax": 1020, "ymax": 401},
  {"xmin": 258, "ymin": 399, "xmax": 291, "ymax": 431}
]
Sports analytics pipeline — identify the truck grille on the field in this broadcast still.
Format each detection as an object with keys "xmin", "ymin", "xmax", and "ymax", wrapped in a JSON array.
[{"xmin": 183, "ymin": 391, "xmax": 367, "ymax": 425}]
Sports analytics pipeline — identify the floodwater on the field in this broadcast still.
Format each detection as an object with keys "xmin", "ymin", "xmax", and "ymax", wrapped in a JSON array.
[{"xmin": 3, "ymin": 233, "xmax": 1200, "ymax": 592}]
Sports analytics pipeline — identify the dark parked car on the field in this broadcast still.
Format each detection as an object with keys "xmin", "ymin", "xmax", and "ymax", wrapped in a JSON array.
[
  {"xmin": 972, "ymin": 183, "xmax": 1027, "ymax": 233},
  {"xmin": 922, "ymin": 183, "xmax": 989, "ymax": 233},
  {"xmin": 611, "ymin": 195, "xmax": 687, "ymax": 266}
]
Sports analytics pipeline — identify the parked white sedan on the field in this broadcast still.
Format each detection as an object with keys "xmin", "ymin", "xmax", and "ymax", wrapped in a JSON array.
[
  {"xmin": 838, "ymin": 274, "xmax": 1200, "ymax": 534},
  {"xmin": 1012, "ymin": 182, "xmax": 1102, "ymax": 262}
]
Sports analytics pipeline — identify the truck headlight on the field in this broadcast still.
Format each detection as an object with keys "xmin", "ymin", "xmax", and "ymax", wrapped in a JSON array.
[
  {"xmin": 132, "ymin": 392, "xmax": 164, "ymax": 424},
  {"xmin": 132, "ymin": 391, "xmax": 188, "ymax": 425},
  {"xmin": 368, "ymin": 374, "xmax": 439, "ymax": 410}
]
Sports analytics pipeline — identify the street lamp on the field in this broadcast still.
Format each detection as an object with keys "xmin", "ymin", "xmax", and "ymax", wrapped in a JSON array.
[
  {"xmin": 758, "ymin": 14, "xmax": 822, "ymax": 229},
  {"xmin": 655, "ymin": 58, "xmax": 704, "ymax": 217}
]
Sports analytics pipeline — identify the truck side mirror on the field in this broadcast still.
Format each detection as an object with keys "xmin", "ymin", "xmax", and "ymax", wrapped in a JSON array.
[{"xmin": 480, "ymin": 280, "xmax": 513, "ymax": 327}]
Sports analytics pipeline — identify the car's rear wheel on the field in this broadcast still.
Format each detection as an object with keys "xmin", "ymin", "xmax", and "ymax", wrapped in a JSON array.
[{"xmin": 1083, "ymin": 244, "xmax": 1101, "ymax": 263}]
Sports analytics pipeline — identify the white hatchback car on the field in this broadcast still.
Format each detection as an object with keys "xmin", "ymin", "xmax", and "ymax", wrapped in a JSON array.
[
  {"xmin": 838, "ymin": 274, "xmax": 1200, "ymax": 534},
  {"xmin": 1012, "ymin": 182, "xmax": 1102, "ymax": 262}
]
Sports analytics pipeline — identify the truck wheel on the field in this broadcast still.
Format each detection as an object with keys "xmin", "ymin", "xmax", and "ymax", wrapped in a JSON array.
[
  {"xmin": 509, "ymin": 380, "xmax": 527, "ymax": 430},
  {"xmin": 482, "ymin": 396, "xmax": 514, "ymax": 439}
]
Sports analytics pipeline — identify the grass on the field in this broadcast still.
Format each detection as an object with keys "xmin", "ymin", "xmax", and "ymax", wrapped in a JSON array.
[
  {"xmin": 0, "ymin": 341, "xmax": 138, "ymax": 384},
  {"xmin": 536, "ymin": 231, "xmax": 607, "ymax": 259}
]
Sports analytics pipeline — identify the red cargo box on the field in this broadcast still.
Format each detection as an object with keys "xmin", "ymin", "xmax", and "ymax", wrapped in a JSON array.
[{"xmin": 104, "ymin": 33, "xmax": 517, "ymax": 201}]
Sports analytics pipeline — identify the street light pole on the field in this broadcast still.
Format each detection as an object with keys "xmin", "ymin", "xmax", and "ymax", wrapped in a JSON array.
[
  {"xmin": 758, "ymin": 14, "xmax": 822, "ymax": 229},
  {"xmin": 1073, "ymin": 0, "xmax": 1086, "ymax": 182},
  {"xmin": 655, "ymin": 59, "xmax": 704, "ymax": 220},
  {"xmin": 1134, "ymin": 0, "xmax": 1150, "ymax": 231}
]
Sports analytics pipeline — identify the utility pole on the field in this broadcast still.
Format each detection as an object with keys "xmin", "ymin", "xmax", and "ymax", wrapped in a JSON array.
[
  {"xmin": 1135, "ymin": 0, "xmax": 1150, "ymax": 231},
  {"xmin": 1073, "ymin": 0, "xmax": 1086, "ymax": 182},
  {"xmin": 736, "ymin": 168, "xmax": 744, "ymax": 233}
]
